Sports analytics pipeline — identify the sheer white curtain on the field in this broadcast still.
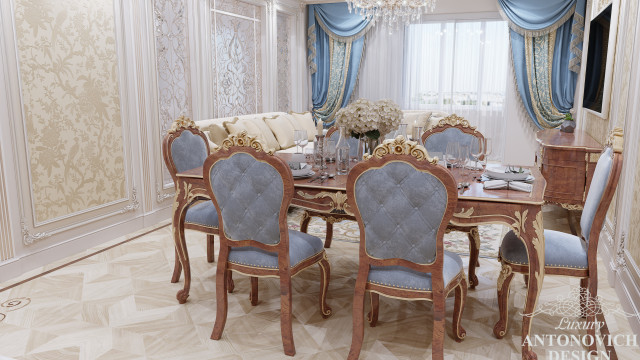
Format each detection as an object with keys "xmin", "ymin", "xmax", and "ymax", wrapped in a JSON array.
[
  {"xmin": 405, "ymin": 20, "xmax": 510, "ymax": 160},
  {"xmin": 352, "ymin": 24, "xmax": 404, "ymax": 105},
  {"xmin": 355, "ymin": 19, "xmax": 511, "ymax": 160}
]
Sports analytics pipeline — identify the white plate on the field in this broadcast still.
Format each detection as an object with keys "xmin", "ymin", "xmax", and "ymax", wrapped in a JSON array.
[
  {"xmin": 293, "ymin": 170, "xmax": 315, "ymax": 179},
  {"xmin": 291, "ymin": 164, "xmax": 311, "ymax": 177},
  {"xmin": 484, "ymin": 166, "xmax": 530, "ymax": 181}
]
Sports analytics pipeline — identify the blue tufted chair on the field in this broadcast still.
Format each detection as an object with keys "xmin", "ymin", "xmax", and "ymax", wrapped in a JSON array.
[
  {"xmin": 493, "ymin": 129, "xmax": 624, "ymax": 353},
  {"xmin": 299, "ymin": 126, "xmax": 360, "ymax": 248},
  {"xmin": 346, "ymin": 137, "xmax": 467, "ymax": 360},
  {"xmin": 421, "ymin": 114, "xmax": 486, "ymax": 289},
  {"xmin": 162, "ymin": 117, "xmax": 219, "ymax": 286},
  {"xmin": 204, "ymin": 131, "xmax": 332, "ymax": 357}
]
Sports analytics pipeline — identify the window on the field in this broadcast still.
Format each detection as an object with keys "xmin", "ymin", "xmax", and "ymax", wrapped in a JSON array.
[{"xmin": 404, "ymin": 19, "xmax": 509, "ymax": 159}]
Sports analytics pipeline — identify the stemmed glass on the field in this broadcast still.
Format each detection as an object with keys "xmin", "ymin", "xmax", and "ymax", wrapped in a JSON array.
[
  {"xmin": 445, "ymin": 142, "xmax": 459, "ymax": 168},
  {"xmin": 294, "ymin": 130, "xmax": 308, "ymax": 154},
  {"xmin": 458, "ymin": 144, "xmax": 471, "ymax": 176},
  {"xmin": 481, "ymin": 138, "xmax": 492, "ymax": 169},
  {"xmin": 470, "ymin": 137, "xmax": 485, "ymax": 171}
]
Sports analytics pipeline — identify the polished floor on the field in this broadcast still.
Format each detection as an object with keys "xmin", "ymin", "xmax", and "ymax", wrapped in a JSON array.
[{"xmin": 0, "ymin": 206, "xmax": 638, "ymax": 359}]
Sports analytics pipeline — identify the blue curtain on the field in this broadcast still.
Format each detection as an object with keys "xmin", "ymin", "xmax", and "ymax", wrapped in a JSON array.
[
  {"xmin": 308, "ymin": 3, "xmax": 373, "ymax": 126},
  {"xmin": 500, "ymin": 0, "xmax": 586, "ymax": 129}
]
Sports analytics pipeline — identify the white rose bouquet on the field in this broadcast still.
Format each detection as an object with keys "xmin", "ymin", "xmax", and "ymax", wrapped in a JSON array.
[{"xmin": 335, "ymin": 98, "xmax": 403, "ymax": 140}]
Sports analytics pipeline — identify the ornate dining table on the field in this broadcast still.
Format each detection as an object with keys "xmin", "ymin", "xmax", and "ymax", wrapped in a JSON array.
[{"xmin": 174, "ymin": 154, "xmax": 547, "ymax": 360}]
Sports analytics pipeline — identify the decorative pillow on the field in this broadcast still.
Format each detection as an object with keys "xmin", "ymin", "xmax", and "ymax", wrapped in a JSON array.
[
  {"xmin": 201, "ymin": 123, "xmax": 229, "ymax": 145},
  {"xmin": 203, "ymin": 131, "xmax": 220, "ymax": 151},
  {"xmin": 224, "ymin": 117, "xmax": 276, "ymax": 151},
  {"xmin": 244, "ymin": 116, "xmax": 281, "ymax": 151},
  {"xmin": 265, "ymin": 115, "xmax": 297, "ymax": 149},
  {"xmin": 288, "ymin": 111, "xmax": 317, "ymax": 141}
]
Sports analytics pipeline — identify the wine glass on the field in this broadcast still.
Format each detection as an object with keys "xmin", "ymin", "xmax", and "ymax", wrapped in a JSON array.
[
  {"xmin": 482, "ymin": 138, "xmax": 492, "ymax": 169},
  {"xmin": 458, "ymin": 144, "xmax": 471, "ymax": 176},
  {"xmin": 445, "ymin": 142, "xmax": 459, "ymax": 168},
  {"xmin": 294, "ymin": 130, "xmax": 308, "ymax": 154},
  {"xmin": 470, "ymin": 137, "xmax": 485, "ymax": 171}
]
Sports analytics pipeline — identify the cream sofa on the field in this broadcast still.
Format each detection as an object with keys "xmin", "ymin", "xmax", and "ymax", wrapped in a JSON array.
[{"xmin": 195, "ymin": 110, "xmax": 448, "ymax": 153}]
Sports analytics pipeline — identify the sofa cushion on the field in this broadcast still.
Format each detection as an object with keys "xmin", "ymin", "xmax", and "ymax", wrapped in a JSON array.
[
  {"xmin": 202, "ymin": 131, "xmax": 220, "ymax": 150},
  {"xmin": 201, "ymin": 123, "xmax": 229, "ymax": 145},
  {"xmin": 243, "ymin": 116, "xmax": 281, "ymax": 151},
  {"xmin": 224, "ymin": 117, "xmax": 278, "ymax": 152},
  {"xmin": 265, "ymin": 114, "xmax": 299, "ymax": 149},
  {"xmin": 289, "ymin": 111, "xmax": 317, "ymax": 141}
]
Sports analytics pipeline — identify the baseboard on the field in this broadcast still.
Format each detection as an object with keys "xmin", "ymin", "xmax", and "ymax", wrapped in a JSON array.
[
  {"xmin": 0, "ymin": 210, "xmax": 169, "ymax": 283},
  {"xmin": 599, "ymin": 234, "xmax": 640, "ymax": 336}
]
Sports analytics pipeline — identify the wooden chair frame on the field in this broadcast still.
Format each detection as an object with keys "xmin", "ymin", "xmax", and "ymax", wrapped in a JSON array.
[
  {"xmin": 346, "ymin": 138, "xmax": 467, "ymax": 360},
  {"xmin": 494, "ymin": 129, "xmax": 624, "ymax": 358},
  {"xmin": 204, "ymin": 132, "xmax": 331, "ymax": 357},
  {"xmin": 421, "ymin": 114, "xmax": 486, "ymax": 288},
  {"xmin": 162, "ymin": 117, "xmax": 217, "ymax": 283}
]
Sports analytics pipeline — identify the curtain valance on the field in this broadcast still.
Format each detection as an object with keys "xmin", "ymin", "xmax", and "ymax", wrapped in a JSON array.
[
  {"xmin": 308, "ymin": 3, "xmax": 374, "ymax": 126},
  {"xmin": 502, "ymin": 0, "xmax": 586, "ymax": 129},
  {"xmin": 498, "ymin": 0, "xmax": 577, "ymax": 36}
]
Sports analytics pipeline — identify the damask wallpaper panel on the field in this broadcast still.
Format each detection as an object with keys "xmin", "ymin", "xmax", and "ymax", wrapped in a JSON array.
[
  {"xmin": 214, "ymin": 0, "xmax": 256, "ymax": 18},
  {"xmin": 153, "ymin": 0, "xmax": 192, "ymax": 187},
  {"xmin": 276, "ymin": 13, "xmax": 292, "ymax": 112},
  {"xmin": 212, "ymin": 0, "xmax": 263, "ymax": 118},
  {"xmin": 13, "ymin": 0, "xmax": 126, "ymax": 223}
]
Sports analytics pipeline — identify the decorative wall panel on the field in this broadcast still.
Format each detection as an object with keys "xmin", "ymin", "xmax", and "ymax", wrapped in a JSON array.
[
  {"xmin": 153, "ymin": 0, "xmax": 192, "ymax": 189},
  {"xmin": 628, "ymin": 153, "xmax": 640, "ymax": 265},
  {"xmin": 276, "ymin": 13, "xmax": 292, "ymax": 112},
  {"xmin": 153, "ymin": 0, "xmax": 192, "ymax": 137},
  {"xmin": 212, "ymin": 0, "xmax": 263, "ymax": 117},
  {"xmin": 13, "ymin": 0, "xmax": 126, "ymax": 224},
  {"xmin": 0, "ymin": 147, "xmax": 14, "ymax": 261}
]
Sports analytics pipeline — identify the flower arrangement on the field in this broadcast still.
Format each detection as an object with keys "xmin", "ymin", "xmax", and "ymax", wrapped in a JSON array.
[{"xmin": 335, "ymin": 98, "xmax": 403, "ymax": 140}]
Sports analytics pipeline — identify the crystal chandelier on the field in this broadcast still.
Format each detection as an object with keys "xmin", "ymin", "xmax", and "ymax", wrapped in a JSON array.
[{"xmin": 347, "ymin": 0, "xmax": 437, "ymax": 28}]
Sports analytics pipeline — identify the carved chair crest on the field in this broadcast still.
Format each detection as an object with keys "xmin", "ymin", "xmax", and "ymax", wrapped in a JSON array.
[
  {"xmin": 220, "ymin": 131, "xmax": 273, "ymax": 155},
  {"xmin": 433, "ymin": 114, "xmax": 477, "ymax": 132},
  {"xmin": 364, "ymin": 136, "xmax": 437, "ymax": 164},
  {"xmin": 606, "ymin": 127, "xmax": 624, "ymax": 153},
  {"xmin": 168, "ymin": 115, "xmax": 198, "ymax": 134}
]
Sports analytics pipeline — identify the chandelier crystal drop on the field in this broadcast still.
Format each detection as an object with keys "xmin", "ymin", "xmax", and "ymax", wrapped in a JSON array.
[{"xmin": 347, "ymin": 0, "xmax": 437, "ymax": 28}]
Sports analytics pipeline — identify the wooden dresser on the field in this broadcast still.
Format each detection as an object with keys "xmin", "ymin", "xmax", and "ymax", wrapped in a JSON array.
[{"xmin": 536, "ymin": 129, "xmax": 603, "ymax": 210}]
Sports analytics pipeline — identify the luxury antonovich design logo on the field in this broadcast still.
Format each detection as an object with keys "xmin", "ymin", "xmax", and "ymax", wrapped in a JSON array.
[{"xmin": 521, "ymin": 288, "xmax": 639, "ymax": 359}]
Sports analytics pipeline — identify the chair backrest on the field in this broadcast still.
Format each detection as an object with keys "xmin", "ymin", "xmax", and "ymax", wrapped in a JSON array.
[
  {"xmin": 421, "ymin": 114, "xmax": 484, "ymax": 160},
  {"xmin": 162, "ymin": 116, "xmax": 210, "ymax": 182},
  {"xmin": 327, "ymin": 126, "xmax": 360, "ymax": 158},
  {"xmin": 347, "ymin": 137, "xmax": 458, "ymax": 269},
  {"xmin": 204, "ymin": 131, "xmax": 293, "ymax": 247},
  {"xmin": 580, "ymin": 128, "xmax": 624, "ymax": 247}
]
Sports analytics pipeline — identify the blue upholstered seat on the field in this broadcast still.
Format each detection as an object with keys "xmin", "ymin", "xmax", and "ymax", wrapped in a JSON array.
[
  {"xmin": 171, "ymin": 130, "xmax": 208, "ymax": 172},
  {"xmin": 185, "ymin": 201, "xmax": 219, "ymax": 228},
  {"xmin": 423, "ymin": 127, "xmax": 481, "ymax": 159},
  {"xmin": 499, "ymin": 147, "xmax": 614, "ymax": 271},
  {"xmin": 500, "ymin": 229, "xmax": 588, "ymax": 269},
  {"xmin": 368, "ymin": 251, "xmax": 464, "ymax": 291},
  {"xmin": 227, "ymin": 230, "xmax": 324, "ymax": 269}
]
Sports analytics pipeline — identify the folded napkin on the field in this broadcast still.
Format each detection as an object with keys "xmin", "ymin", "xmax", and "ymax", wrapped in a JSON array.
[
  {"xmin": 464, "ymin": 160, "xmax": 483, "ymax": 170},
  {"xmin": 483, "ymin": 180, "xmax": 532, "ymax": 192},
  {"xmin": 291, "ymin": 164, "xmax": 312, "ymax": 177}
]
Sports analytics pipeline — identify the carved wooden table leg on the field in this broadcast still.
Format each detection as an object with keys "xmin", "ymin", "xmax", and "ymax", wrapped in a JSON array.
[
  {"xmin": 519, "ymin": 208, "xmax": 545, "ymax": 360},
  {"xmin": 467, "ymin": 227, "xmax": 480, "ymax": 288},
  {"xmin": 299, "ymin": 210, "xmax": 311, "ymax": 233}
]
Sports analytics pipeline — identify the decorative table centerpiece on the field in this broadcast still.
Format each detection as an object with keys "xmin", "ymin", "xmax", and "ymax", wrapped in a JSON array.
[{"xmin": 335, "ymin": 98, "xmax": 403, "ymax": 156}]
